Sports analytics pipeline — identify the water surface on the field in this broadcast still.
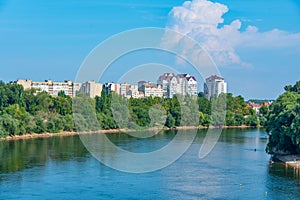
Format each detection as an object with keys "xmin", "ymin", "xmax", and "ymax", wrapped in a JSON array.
[{"xmin": 0, "ymin": 129, "xmax": 299, "ymax": 200}]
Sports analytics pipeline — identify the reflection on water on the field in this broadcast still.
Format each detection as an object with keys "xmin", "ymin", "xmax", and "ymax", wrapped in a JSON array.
[
  {"xmin": 269, "ymin": 162, "xmax": 300, "ymax": 179},
  {"xmin": 0, "ymin": 128, "xmax": 299, "ymax": 200},
  {"xmin": 0, "ymin": 136, "xmax": 89, "ymax": 174}
]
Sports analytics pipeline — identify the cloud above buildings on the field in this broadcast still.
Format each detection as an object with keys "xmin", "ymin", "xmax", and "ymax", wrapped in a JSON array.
[{"xmin": 166, "ymin": 0, "xmax": 300, "ymax": 67}]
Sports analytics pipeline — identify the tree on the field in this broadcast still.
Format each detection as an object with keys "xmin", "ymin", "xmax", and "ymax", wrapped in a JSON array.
[
  {"xmin": 198, "ymin": 95, "xmax": 211, "ymax": 115},
  {"xmin": 245, "ymin": 115, "xmax": 259, "ymax": 127},
  {"xmin": 259, "ymin": 105, "xmax": 269, "ymax": 116},
  {"xmin": 165, "ymin": 114, "xmax": 175, "ymax": 128},
  {"xmin": 234, "ymin": 114, "xmax": 245, "ymax": 126},
  {"xmin": 53, "ymin": 94, "xmax": 72, "ymax": 115},
  {"xmin": 266, "ymin": 81, "xmax": 300, "ymax": 154},
  {"xmin": 0, "ymin": 113, "xmax": 20, "ymax": 136},
  {"xmin": 225, "ymin": 111, "xmax": 235, "ymax": 126}
]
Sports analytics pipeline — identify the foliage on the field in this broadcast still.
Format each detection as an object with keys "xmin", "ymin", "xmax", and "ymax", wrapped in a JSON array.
[
  {"xmin": 266, "ymin": 81, "xmax": 300, "ymax": 154},
  {"xmin": 0, "ymin": 81, "xmax": 256, "ymax": 137}
]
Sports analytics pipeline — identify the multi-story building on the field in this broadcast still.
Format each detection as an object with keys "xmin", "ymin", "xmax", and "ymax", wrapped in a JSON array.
[
  {"xmin": 168, "ymin": 76, "xmax": 180, "ymax": 98},
  {"xmin": 73, "ymin": 82, "xmax": 82, "ymax": 97},
  {"xmin": 204, "ymin": 75, "xmax": 227, "ymax": 99},
  {"xmin": 157, "ymin": 73, "xmax": 198, "ymax": 98},
  {"xmin": 80, "ymin": 81, "xmax": 102, "ymax": 98},
  {"xmin": 177, "ymin": 74, "xmax": 198, "ymax": 96},
  {"xmin": 120, "ymin": 83, "xmax": 140, "ymax": 98},
  {"xmin": 186, "ymin": 76, "xmax": 198, "ymax": 96},
  {"xmin": 138, "ymin": 82, "xmax": 164, "ymax": 98},
  {"xmin": 157, "ymin": 73, "xmax": 175, "ymax": 97},
  {"xmin": 14, "ymin": 73, "xmax": 199, "ymax": 99},
  {"xmin": 103, "ymin": 83, "xmax": 120, "ymax": 95},
  {"xmin": 15, "ymin": 79, "xmax": 77, "ymax": 97}
]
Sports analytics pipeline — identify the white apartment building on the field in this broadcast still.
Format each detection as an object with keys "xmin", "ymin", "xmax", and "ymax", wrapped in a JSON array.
[
  {"xmin": 186, "ymin": 76, "xmax": 198, "ymax": 96},
  {"xmin": 120, "ymin": 83, "xmax": 140, "ymax": 98},
  {"xmin": 138, "ymin": 82, "xmax": 164, "ymax": 98},
  {"xmin": 157, "ymin": 73, "xmax": 175, "ymax": 97},
  {"xmin": 204, "ymin": 75, "xmax": 227, "ymax": 99},
  {"xmin": 15, "ymin": 79, "xmax": 76, "ymax": 97},
  {"xmin": 177, "ymin": 74, "xmax": 198, "ymax": 96},
  {"xmin": 157, "ymin": 73, "xmax": 198, "ymax": 98}
]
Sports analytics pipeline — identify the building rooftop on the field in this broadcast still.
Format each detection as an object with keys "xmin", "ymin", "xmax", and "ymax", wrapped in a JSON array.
[{"xmin": 206, "ymin": 75, "xmax": 224, "ymax": 81}]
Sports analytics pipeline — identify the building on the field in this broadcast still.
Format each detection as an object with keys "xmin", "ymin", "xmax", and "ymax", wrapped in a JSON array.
[
  {"xmin": 138, "ymin": 81, "xmax": 164, "ymax": 98},
  {"xmin": 247, "ymin": 101, "xmax": 273, "ymax": 114},
  {"xmin": 73, "ymin": 82, "xmax": 82, "ymax": 97},
  {"xmin": 103, "ymin": 83, "xmax": 120, "ymax": 95},
  {"xmin": 15, "ymin": 79, "xmax": 77, "ymax": 97},
  {"xmin": 177, "ymin": 74, "xmax": 198, "ymax": 96},
  {"xmin": 186, "ymin": 76, "xmax": 198, "ymax": 96},
  {"xmin": 204, "ymin": 75, "xmax": 227, "ymax": 99},
  {"xmin": 157, "ymin": 73, "xmax": 175, "ymax": 97},
  {"xmin": 80, "ymin": 81, "xmax": 102, "ymax": 98},
  {"xmin": 120, "ymin": 83, "xmax": 140, "ymax": 98},
  {"xmin": 14, "ymin": 72, "xmax": 199, "ymax": 99},
  {"xmin": 157, "ymin": 73, "xmax": 198, "ymax": 98}
]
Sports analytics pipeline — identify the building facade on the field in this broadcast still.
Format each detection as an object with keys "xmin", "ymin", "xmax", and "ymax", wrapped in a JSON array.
[
  {"xmin": 14, "ymin": 73, "xmax": 199, "ymax": 99},
  {"xmin": 103, "ymin": 83, "xmax": 120, "ymax": 95},
  {"xmin": 157, "ymin": 73, "xmax": 175, "ymax": 97},
  {"xmin": 15, "ymin": 79, "xmax": 77, "ymax": 97},
  {"xmin": 120, "ymin": 83, "xmax": 141, "ymax": 98},
  {"xmin": 138, "ymin": 82, "xmax": 164, "ymax": 98},
  {"xmin": 80, "ymin": 81, "xmax": 102, "ymax": 98},
  {"xmin": 204, "ymin": 75, "xmax": 227, "ymax": 99},
  {"xmin": 157, "ymin": 73, "xmax": 198, "ymax": 98}
]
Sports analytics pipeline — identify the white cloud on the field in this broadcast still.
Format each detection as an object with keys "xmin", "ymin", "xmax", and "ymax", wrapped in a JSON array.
[{"xmin": 166, "ymin": 0, "xmax": 300, "ymax": 67}]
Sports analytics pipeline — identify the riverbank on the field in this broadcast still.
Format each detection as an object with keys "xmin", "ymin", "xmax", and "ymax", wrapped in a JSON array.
[
  {"xmin": 0, "ymin": 125, "xmax": 258, "ymax": 141},
  {"xmin": 272, "ymin": 154, "xmax": 300, "ymax": 168}
]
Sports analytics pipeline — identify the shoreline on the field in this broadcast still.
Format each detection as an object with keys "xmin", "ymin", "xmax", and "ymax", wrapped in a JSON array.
[
  {"xmin": 272, "ymin": 154, "xmax": 300, "ymax": 168},
  {"xmin": 0, "ymin": 125, "xmax": 258, "ymax": 142}
]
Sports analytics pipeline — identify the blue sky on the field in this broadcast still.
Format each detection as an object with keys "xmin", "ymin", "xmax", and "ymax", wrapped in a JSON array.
[{"xmin": 0, "ymin": 0, "xmax": 299, "ymax": 99}]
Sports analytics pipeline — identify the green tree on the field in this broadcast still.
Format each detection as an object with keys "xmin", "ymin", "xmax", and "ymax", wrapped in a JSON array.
[
  {"xmin": 0, "ymin": 113, "xmax": 20, "ymax": 135},
  {"xmin": 234, "ymin": 114, "xmax": 245, "ymax": 126},
  {"xmin": 259, "ymin": 105, "xmax": 269, "ymax": 116},
  {"xmin": 165, "ymin": 114, "xmax": 175, "ymax": 128},
  {"xmin": 266, "ymin": 85, "xmax": 300, "ymax": 154},
  {"xmin": 245, "ymin": 115, "xmax": 259, "ymax": 127}
]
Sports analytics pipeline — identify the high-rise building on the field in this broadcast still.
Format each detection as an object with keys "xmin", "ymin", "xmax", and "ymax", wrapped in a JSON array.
[
  {"xmin": 157, "ymin": 73, "xmax": 175, "ymax": 97},
  {"xmin": 80, "ymin": 81, "xmax": 102, "ymax": 98},
  {"xmin": 177, "ymin": 74, "xmax": 198, "ymax": 96},
  {"xmin": 103, "ymin": 83, "xmax": 120, "ymax": 95},
  {"xmin": 73, "ymin": 82, "xmax": 82, "ymax": 97},
  {"xmin": 204, "ymin": 75, "xmax": 227, "ymax": 99}
]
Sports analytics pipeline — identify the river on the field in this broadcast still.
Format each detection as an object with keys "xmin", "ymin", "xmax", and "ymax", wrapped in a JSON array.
[{"xmin": 0, "ymin": 128, "xmax": 299, "ymax": 200}]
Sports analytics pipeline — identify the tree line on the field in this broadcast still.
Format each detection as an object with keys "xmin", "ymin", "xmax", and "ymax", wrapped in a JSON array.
[{"xmin": 0, "ymin": 81, "xmax": 260, "ymax": 137}]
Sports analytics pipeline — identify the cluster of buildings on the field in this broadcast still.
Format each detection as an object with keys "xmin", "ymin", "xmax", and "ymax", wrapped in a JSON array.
[
  {"xmin": 247, "ymin": 101, "xmax": 273, "ymax": 113},
  {"xmin": 14, "ymin": 79, "xmax": 102, "ymax": 98},
  {"xmin": 14, "ymin": 74, "xmax": 228, "ymax": 99}
]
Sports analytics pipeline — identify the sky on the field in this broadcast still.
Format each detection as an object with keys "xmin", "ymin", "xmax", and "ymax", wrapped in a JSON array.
[{"xmin": 0, "ymin": 0, "xmax": 299, "ymax": 99}]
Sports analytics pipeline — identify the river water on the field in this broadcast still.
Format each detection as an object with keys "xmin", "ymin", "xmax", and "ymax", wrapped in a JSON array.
[{"xmin": 0, "ymin": 128, "xmax": 299, "ymax": 200}]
